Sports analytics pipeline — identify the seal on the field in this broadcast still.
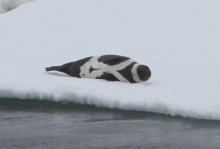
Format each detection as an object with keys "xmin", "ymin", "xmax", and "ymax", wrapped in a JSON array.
[{"xmin": 45, "ymin": 55, "xmax": 151, "ymax": 83}]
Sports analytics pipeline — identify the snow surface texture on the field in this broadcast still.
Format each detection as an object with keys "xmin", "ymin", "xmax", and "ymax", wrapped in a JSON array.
[
  {"xmin": 0, "ymin": 0, "xmax": 220, "ymax": 120},
  {"xmin": 0, "ymin": 0, "xmax": 33, "ymax": 13}
]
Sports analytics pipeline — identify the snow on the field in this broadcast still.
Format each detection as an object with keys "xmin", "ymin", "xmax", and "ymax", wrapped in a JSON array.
[{"xmin": 0, "ymin": 0, "xmax": 220, "ymax": 120}]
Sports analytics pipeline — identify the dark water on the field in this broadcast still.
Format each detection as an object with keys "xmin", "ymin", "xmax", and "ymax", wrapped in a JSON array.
[{"xmin": 0, "ymin": 98, "xmax": 220, "ymax": 149}]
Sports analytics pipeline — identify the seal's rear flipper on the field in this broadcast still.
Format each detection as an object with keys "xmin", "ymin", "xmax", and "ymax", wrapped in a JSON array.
[
  {"xmin": 45, "ymin": 62, "xmax": 73, "ymax": 75},
  {"xmin": 45, "ymin": 66, "xmax": 62, "ymax": 71}
]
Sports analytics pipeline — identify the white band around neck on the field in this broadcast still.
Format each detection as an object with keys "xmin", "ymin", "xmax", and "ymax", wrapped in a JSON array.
[{"xmin": 131, "ymin": 63, "xmax": 144, "ymax": 83}]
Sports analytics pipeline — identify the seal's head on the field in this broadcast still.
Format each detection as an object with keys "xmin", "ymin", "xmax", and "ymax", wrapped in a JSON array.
[{"xmin": 137, "ymin": 65, "xmax": 151, "ymax": 81}]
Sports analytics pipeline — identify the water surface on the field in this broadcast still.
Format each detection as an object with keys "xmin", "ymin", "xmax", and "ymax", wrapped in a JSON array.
[{"xmin": 0, "ymin": 98, "xmax": 220, "ymax": 149}]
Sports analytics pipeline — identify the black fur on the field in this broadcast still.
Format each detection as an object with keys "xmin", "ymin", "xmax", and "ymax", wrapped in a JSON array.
[
  {"xmin": 89, "ymin": 66, "xmax": 101, "ymax": 73},
  {"xmin": 117, "ymin": 62, "xmax": 137, "ymax": 83},
  {"xmin": 96, "ymin": 73, "xmax": 119, "ymax": 81},
  {"xmin": 46, "ymin": 55, "xmax": 151, "ymax": 83},
  {"xmin": 97, "ymin": 55, "xmax": 130, "ymax": 66},
  {"xmin": 137, "ymin": 65, "xmax": 151, "ymax": 81},
  {"xmin": 46, "ymin": 57, "xmax": 92, "ymax": 78}
]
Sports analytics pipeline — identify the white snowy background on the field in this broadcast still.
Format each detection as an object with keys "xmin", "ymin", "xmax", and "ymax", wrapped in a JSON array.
[{"xmin": 0, "ymin": 0, "xmax": 220, "ymax": 120}]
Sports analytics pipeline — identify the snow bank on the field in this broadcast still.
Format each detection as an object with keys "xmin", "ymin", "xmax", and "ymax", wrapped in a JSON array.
[{"xmin": 0, "ymin": 0, "xmax": 220, "ymax": 120}]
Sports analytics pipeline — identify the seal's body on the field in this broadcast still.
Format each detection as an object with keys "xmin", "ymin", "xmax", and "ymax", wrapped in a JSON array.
[{"xmin": 45, "ymin": 55, "xmax": 151, "ymax": 83}]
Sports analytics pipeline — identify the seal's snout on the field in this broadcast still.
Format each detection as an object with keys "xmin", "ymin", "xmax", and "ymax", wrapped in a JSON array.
[{"xmin": 137, "ymin": 65, "xmax": 151, "ymax": 81}]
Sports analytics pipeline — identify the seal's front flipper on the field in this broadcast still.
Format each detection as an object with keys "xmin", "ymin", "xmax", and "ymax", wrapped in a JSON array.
[
  {"xmin": 103, "ymin": 73, "xmax": 119, "ymax": 81},
  {"xmin": 96, "ymin": 72, "xmax": 118, "ymax": 81}
]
